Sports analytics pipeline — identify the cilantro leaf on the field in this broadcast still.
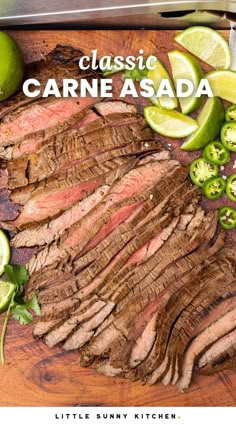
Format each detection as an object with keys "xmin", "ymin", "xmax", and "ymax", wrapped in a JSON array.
[
  {"xmin": 4, "ymin": 265, "xmax": 29, "ymax": 287},
  {"xmin": 102, "ymin": 59, "xmax": 128, "ymax": 76},
  {"xmin": 23, "ymin": 295, "xmax": 41, "ymax": 317},
  {"xmin": 123, "ymin": 67, "xmax": 148, "ymax": 82},
  {"xmin": 12, "ymin": 306, "xmax": 33, "ymax": 325},
  {"xmin": 1, "ymin": 264, "xmax": 41, "ymax": 362},
  {"xmin": 12, "ymin": 294, "xmax": 41, "ymax": 326}
]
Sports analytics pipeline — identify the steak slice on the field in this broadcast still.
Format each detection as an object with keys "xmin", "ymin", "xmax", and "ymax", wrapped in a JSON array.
[
  {"xmin": 93, "ymin": 101, "xmax": 137, "ymax": 116},
  {"xmin": 0, "ymin": 96, "xmax": 100, "ymax": 150},
  {"xmin": 6, "ymin": 157, "xmax": 135, "ymax": 230},
  {"xmin": 77, "ymin": 111, "xmax": 140, "ymax": 136},
  {"xmin": 7, "ymin": 118, "xmax": 154, "ymax": 189},
  {"xmin": 198, "ymin": 327, "xmax": 236, "ymax": 373},
  {"xmin": 0, "ymin": 104, "xmax": 93, "ymax": 161},
  {"xmin": 11, "ymin": 185, "xmax": 111, "ymax": 247},
  {"xmin": 0, "ymin": 45, "xmax": 94, "ymax": 121},
  {"xmin": 147, "ymin": 253, "xmax": 235, "ymax": 386},
  {"xmin": 1, "ymin": 101, "xmax": 136, "ymax": 161},
  {"xmin": 0, "ymin": 189, "xmax": 20, "ymax": 222},
  {"xmin": 26, "ymin": 159, "xmax": 179, "ymax": 279},
  {"xmin": 176, "ymin": 303, "xmax": 236, "ymax": 391}
]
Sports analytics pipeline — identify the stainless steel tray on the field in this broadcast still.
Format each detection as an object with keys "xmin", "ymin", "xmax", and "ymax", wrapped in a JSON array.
[{"xmin": 0, "ymin": 1, "xmax": 236, "ymax": 27}]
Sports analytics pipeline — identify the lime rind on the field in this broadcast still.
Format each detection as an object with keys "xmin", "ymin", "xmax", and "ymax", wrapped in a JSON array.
[
  {"xmin": 0, "ymin": 281, "xmax": 16, "ymax": 313},
  {"xmin": 168, "ymin": 50, "xmax": 203, "ymax": 114},
  {"xmin": 0, "ymin": 32, "xmax": 24, "ymax": 102},
  {"xmin": 206, "ymin": 70, "xmax": 236, "ymax": 104},
  {"xmin": 147, "ymin": 58, "xmax": 178, "ymax": 110},
  {"xmin": 175, "ymin": 26, "xmax": 232, "ymax": 69},
  {"xmin": 181, "ymin": 97, "xmax": 225, "ymax": 151},
  {"xmin": 144, "ymin": 106, "xmax": 198, "ymax": 139},
  {"xmin": 0, "ymin": 229, "xmax": 11, "ymax": 277}
]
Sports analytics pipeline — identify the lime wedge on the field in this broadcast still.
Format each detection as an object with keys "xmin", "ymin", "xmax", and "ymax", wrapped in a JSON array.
[
  {"xmin": 0, "ymin": 230, "xmax": 10, "ymax": 277},
  {"xmin": 147, "ymin": 58, "xmax": 178, "ymax": 109},
  {"xmin": 0, "ymin": 280, "xmax": 15, "ymax": 313},
  {"xmin": 0, "ymin": 32, "xmax": 24, "ymax": 102},
  {"xmin": 0, "ymin": 281, "xmax": 15, "ymax": 313},
  {"xmin": 168, "ymin": 50, "xmax": 203, "ymax": 114},
  {"xmin": 175, "ymin": 26, "xmax": 231, "ymax": 69},
  {"xmin": 207, "ymin": 70, "xmax": 236, "ymax": 103},
  {"xmin": 181, "ymin": 97, "xmax": 225, "ymax": 151},
  {"xmin": 144, "ymin": 106, "xmax": 198, "ymax": 138}
]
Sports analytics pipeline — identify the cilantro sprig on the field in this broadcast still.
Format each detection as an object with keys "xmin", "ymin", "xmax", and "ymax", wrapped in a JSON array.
[
  {"xmin": 0, "ymin": 264, "xmax": 41, "ymax": 364},
  {"xmin": 102, "ymin": 58, "xmax": 149, "ymax": 81}
]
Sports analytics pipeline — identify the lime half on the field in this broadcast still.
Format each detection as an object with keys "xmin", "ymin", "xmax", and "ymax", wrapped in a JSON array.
[
  {"xmin": 181, "ymin": 97, "xmax": 225, "ymax": 151},
  {"xmin": 0, "ymin": 229, "xmax": 11, "ymax": 276},
  {"xmin": 0, "ymin": 281, "xmax": 16, "ymax": 313},
  {"xmin": 147, "ymin": 58, "xmax": 178, "ymax": 109},
  {"xmin": 144, "ymin": 106, "xmax": 198, "ymax": 138},
  {"xmin": 168, "ymin": 50, "xmax": 203, "ymax": 114},
  {"xmin": 0, "ymin": 32, "xmax": 24, "ymax": 102},
  {"xmin": 207, "ymin": 70, "xmax": 236, "ymax": 104},
  {"xmin": 175, "ymin": 26, "xmax": 231, "ymax": 69}
]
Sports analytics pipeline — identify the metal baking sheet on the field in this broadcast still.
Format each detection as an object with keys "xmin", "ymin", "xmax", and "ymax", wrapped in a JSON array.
[{"xmin": 0, "ymin": 1, "xmax": 236, "ymax": 26}]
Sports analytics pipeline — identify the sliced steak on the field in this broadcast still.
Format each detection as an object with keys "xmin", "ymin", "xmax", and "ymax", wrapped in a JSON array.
[
  {"xmin": 31, "ymin": 165, "xmax": 190, "ymax": 342},
  {"xmin": 93, "ymin": 101, "xmax": 136, "ymax": 116},
  {"xmin": 7, "ymin": 118, "xmax": 154, "ymax": 189},
  {"xmin": 107, "ymin": 221, "xmax": 221, "ymax": 374},
  {"xmin": 0, "ymin": 96, "xmax": 100, "ymax": 151},
  {"xmin": 0, "ymin": 44, "xmax": 94, "ymax": 121},
  {"xmin": 1, "ymin": 101, "xmax": 136, "ymax": 161},
  {"xmin": 0, "ymin": 189, "xmax": 20, "ymax": 222},
  {"xmin": 79, "ymin": 207, "xmax": 216, "ymax": 365},
  {"xmin": 33, "ymin": 162, "xmax": 187, "ymax": 306},
  {"xmin": 77, "ymin": 111, "xmax": 140, "ymax": 136},
  {"xmin": 147, "ymin": 254, "xmax": 235, "ymax": 386},
  {"xmin": 176, "ymin": 304, "xmax": 236, "ymax": 391},
  {"xmin": 48, "ymin": 216, "xmax": 180, "ymax": 350},
  {"xmin": 6, "ymin": 157, "xmax": 135, "ymax": 230},
  {"xmin": 126, "ymin": 231, "xmax": 225, "ymax": 382},
  {"xmin": 11, "ymin": 185, "xmax": 111, "ymax": 247},
  {"xmin": 26, "ymin": 159, "xmax": 179, "ymax": 279},
  {"xmin": 198, "ymin": 327, "xmax": 236, "ymax": 371}
]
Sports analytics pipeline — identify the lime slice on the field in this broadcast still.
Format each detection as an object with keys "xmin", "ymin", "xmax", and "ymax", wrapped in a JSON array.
[
  {"xmin": 0, "ymin": 281, "xmax": 16, "ymax": 313},
  {"xmin": 175, "ymin": 26, "xmax": 231, "ymax": 69},
  {"xmin": 207, "ymin": 70, "xmax": 236, "ymax": 103},
  {"xmin": 168, "ymin": 50, "xmax": 203, "ymax": 114},
  {"xmin": 0, "ymin": 229, "xmax": 11, "ymax": 276},
  {"xmin": 147, "ymin": 58, "xmax": 178, "ymax": 109},
  {"xmin": 144, "ymin": 106, "xmax": 198, "ymax": 138},
  {"xmin": 0, "ymin": 32, "xmax": 24, "ymax": 102},
  {"xmin": 181, "ymin": 97, "xmax": 225, "ymax": 151}
]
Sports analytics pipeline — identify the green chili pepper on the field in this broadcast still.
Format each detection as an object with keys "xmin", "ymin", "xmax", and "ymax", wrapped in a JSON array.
[
  {"xmin": 202, "ymin": 176, "xmax": 226, "ymax": 200},
  {"xmin": 226, "ymin": 173, "xmax": 236, "ymax": 202},
  {"xmin": 203, "ymin": 141, "xmax": 230, "ymax": 165},
  {"xmin": 221, "ymin": 122, "xmax": 236, "ymax": 152},
  {"xmin": 225, "ymin": 104, "xmax": 236, "ymax": 122},
  {"xmin": 218, "ymin": 206, "xmax": 236, "ymax": 230},
  {"xmin": 189, "ymin": 158, "xmax": 219, "ymax": 187}
]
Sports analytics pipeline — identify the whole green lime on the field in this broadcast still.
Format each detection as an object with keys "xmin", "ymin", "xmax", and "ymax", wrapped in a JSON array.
[{"xmin": 0, "ymin": 32, "xmax": 24, "ymax": 101}]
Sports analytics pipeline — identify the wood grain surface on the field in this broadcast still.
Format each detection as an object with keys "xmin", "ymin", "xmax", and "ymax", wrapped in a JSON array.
[{"xmin": 0, "ymin": 29, "xmax": 235, "ymax": 407}]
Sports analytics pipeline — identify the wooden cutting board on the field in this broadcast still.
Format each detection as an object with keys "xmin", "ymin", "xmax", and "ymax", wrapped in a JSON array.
[{"xmin": 0, "ymin": 29, "xmax": 235, "ymax": 407}]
